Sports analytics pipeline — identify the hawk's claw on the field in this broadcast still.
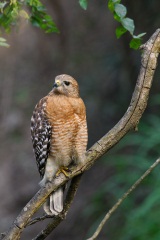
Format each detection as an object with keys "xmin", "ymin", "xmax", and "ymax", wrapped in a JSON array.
[{"xmin": 56, "ymin": 167, "xmax": 71, "ymax": 177}]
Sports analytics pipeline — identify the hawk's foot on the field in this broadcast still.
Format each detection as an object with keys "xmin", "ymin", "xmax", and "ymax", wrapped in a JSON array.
[{"xmin": 56, "ymin": 167, "xmax": 71, "ymax": 177}]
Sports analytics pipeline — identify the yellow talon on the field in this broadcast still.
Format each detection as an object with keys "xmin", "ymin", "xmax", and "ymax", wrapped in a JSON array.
[{"xmin": 56, "ymin": 167, "xmax": 71, "ymax": 177}]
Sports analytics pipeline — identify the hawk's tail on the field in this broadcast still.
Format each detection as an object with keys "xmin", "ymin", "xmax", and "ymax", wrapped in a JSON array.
[
  {"xmin": 43, "ymin": 187, "xmax": 63, "ymax": 215},
  {"xmin": 52, "ymin": 187, "xmax": 63, "ymax": 213}
]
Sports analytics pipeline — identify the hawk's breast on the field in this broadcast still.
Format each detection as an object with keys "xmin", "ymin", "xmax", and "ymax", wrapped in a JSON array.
[{"xmin": 46, "ymin": 95, "xmax": 82, "ymax": 165}]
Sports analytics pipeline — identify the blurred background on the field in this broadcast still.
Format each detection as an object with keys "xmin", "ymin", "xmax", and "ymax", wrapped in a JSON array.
[{"xmin": 0, "ymin": 0, "xmax": 160, "ymax": 239}]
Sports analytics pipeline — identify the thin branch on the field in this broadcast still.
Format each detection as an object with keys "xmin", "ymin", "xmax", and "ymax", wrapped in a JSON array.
[
  {"xmin": 32, "ymin": 175, "xmax": 82, "ymax": 240},
  {"xmin": 2, "ymin": 29, "xmax": 160, "ymax": 240},
  {"xmin": 87, "ymin": 158, "xmax": 160, "ymax": 240},
  {"xmin": 26, "ymin": 215, "xmax": 53, "ymax": 227}
]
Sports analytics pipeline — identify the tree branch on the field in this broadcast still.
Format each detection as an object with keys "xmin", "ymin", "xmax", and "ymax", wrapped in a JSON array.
[
  {"xmin": 2, "ymin": 29, "xmax": 160, "ymax": 240},
  {"xmin": 87, "ymin": 158, "xmax": 160, "ymax": 240},
  {"xmin": 26, "ymin": 215, "xmax": 53, "ymax": 227}
]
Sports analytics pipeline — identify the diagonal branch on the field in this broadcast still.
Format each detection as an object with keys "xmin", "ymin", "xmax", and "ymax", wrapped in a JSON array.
[
  {"xmin": 2, "ymin": 29, "xmax": 160, "ymax": 240},
  {"xmin": 87, "ymin": 158, "xmax": 160, "ymax": 240}
]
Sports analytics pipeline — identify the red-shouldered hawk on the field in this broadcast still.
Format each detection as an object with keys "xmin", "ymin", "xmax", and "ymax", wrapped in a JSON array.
[{"xmin": 31, "ymin": 74, "xmax": 88, "ymax": 215}]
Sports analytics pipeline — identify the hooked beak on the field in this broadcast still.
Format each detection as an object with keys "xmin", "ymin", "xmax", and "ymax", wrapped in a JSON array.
[{"xmin": 53, "ymin": 80, "xmax": 61, "ymax": 88}]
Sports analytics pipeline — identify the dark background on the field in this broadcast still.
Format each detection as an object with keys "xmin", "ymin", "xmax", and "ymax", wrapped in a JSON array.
[{"xmin": 0, "ymin": 0, "xmax": 160, "ymax": 239}]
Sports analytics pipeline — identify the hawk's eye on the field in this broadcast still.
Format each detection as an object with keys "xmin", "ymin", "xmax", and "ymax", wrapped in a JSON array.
[{"xmin": 64, "ymin": 81, "xmax": 70, "ymax": 86}]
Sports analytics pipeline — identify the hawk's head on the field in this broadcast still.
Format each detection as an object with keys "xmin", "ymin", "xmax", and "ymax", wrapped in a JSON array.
[{"xmin": 53, "ymin": 74, "xmax": 80, "ymax": 98}]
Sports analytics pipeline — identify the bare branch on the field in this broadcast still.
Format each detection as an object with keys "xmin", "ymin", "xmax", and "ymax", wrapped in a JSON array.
[
  {"xmin": 26, "ymin": 215, "xmax": 53, "ymax": 227},
  {"xmin": 87, "ymin": 158, "xmax": 160, "ymax": 240},
  {"xmin": 2, "ymin": 29, "xmax": 160, "ymax": 240}
]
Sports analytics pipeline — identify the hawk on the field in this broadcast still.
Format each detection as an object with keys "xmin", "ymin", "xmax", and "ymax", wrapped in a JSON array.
[{"xmin": 31, "ymin": 74, "xmax": 88, "ymax": 215}]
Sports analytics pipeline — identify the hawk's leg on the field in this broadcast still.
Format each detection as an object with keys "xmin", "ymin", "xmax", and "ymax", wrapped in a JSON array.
[
  {"xmin": 56, "ymin": 166, "xmax": 71, "ymax": 177},
  {"xmin": 39, "ymin": 156, "xmax": 58, "ymax": 187}
]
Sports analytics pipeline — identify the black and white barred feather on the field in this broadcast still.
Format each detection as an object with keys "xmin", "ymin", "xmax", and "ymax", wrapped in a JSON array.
[{"xmin": 31, "ymin": 97, "xmax": 52, "ymax": 178}]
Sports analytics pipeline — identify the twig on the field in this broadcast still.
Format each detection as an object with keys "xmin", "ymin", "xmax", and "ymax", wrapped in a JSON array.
[
  {"xmin": 87, "ymin": 158, "xmax": 160, "ymax": 240},
  {"xmin": 26, "ymin": 215, "xmax": 53, "ymax": 227},
  {"xmin": 32, "ymin": 175, "xmax": 82, "ymax": 240}
]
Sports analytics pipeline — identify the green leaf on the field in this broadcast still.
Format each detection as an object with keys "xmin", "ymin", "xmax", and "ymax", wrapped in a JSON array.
[
  {"xmin": 0, "ymin": 3, "xmax": 20, "ymax": 32},
  {"xmin": 79, "ymin": 0, "xmax": 88, "ymax": 10},
  {"xmin": 0, "ymin": 37, "xmax": 7, "ymax": 42},
  {"xmin": 10, "ymin": 0, "xmax": 17, "ymax": 5},
  {"xmin": 114, "ymin": 3, "xmax": 127, "ymax": 19},
  {"xmin": 111, "ymin": 0, "xmax": 121, "ymax": 3},
  {"xmin": 30, "ymin": 11, "xmax": 59, "ymax": 33},
  {"xmin": 11, "ymin": 6, "xmax": 19, "ymax": 18},
  {"xmin": 133, "ymin": 32, "xmax": 146, "ymax": 39},
  {"xmin": 108, "ymin": 0, "xmax": 121, "ymax": 13},
  {"xmin": 130, "ymin": 38, "xmax": 141, "ymax": 50},
  {"xmin": 0, "ymin": 39, "xmax": 9, "ymax": 47},
  {"xmin": 19, "ymin": 10, "xmax": 29, "ymax": 19},
  {"xmin": 113, "ymin": 12, "xmax": 121, "ymax": 22},
  {"xmin": 121, "ymin": 17, "xmax": 135, "ymax": 35},
  {"xmin": 27, "ymin": 0, "xmax": 42, "ymax": 8},
  {"xmin": 108, "ymin": 0, "xmax": 114, "ymax": 12},
  {"xmin": 115, "ymin": 25, "xmax": 127, "ymax": 38}
]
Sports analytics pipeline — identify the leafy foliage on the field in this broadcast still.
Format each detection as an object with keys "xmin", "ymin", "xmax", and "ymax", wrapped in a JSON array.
[
  {"xmin": 0, "ymin": 0, "xmax": 59, "ymax": 47},
  {"xmin": 26, "ymin": 0, "xmax": 59, "ymax": 33},
  {"xmin": 0, "ymin": 0, "xmax": 146, "ymax": 49},
  {"xmin": 79, "ymin": 0, "xmax": 88, "ymax": 10},
  {"xmin": 79, "ymin": 0, "xmax": 146, "ymax": 49},
  {"xmin": 108, "ymin": 0, "xmax": 146, "ymax": 49}
]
